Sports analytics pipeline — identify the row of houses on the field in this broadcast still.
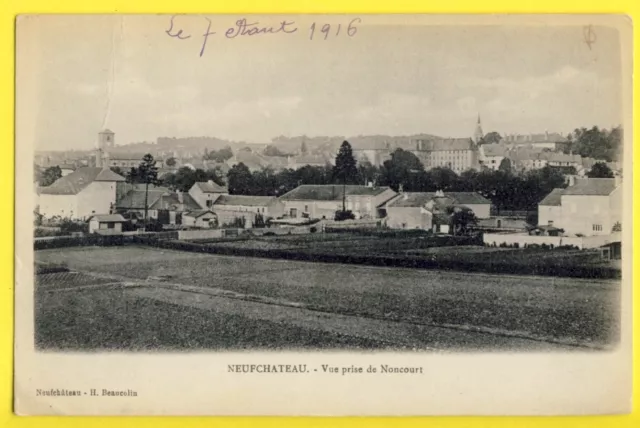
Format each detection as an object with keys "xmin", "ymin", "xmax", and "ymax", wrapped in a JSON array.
[
  {"xmin": 36, "ymin": 162, "xmax": 622, "ymax": 241},
  {"xmin": 479, "ymin": 143, "xmax": 621, "ymax": 176}
]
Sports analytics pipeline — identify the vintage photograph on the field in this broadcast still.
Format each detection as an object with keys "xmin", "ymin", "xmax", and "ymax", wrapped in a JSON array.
[
  {"xmin": 14, "ymin": 14, "xmax": 632, "ymax": 416},
  {"xmin": 26, "ymin": 15, "xmax": 625, "ymax": 353}
]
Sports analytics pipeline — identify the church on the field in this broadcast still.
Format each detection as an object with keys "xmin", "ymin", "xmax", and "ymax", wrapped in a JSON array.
[{"xmin": 410, "ymin": 115, "xmax": 483, "ymax": 174}]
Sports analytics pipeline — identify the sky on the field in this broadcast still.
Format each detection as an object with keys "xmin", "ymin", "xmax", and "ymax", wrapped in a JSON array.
[{"xmin": 18, "ymin": 15, "xmax": 625, "ymax": 151}]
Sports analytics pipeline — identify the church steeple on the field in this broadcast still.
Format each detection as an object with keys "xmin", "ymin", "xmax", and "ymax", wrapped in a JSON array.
[{"xmin": 473, "ymin": 114, "xmax": 484, "ymax": 143}]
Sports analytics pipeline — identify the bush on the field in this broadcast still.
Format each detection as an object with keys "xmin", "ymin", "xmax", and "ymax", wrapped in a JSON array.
[
  {"xmin": 334, "ymin": 210, "xmax": 356, "ymax": 221},
  {"xmin": 310, "ymin": 226, "xmax": 317, "ymax": 233}
]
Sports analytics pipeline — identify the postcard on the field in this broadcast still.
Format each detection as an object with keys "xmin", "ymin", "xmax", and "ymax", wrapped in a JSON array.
[{"xmin": 14, "ymin": 14, "xmax": 632, "ymax": 415}]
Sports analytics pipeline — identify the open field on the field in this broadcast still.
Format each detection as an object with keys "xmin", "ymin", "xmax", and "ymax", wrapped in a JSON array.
[{"xmin": 35, "ymin": 246, "xmax": 620, "ymax": 351}]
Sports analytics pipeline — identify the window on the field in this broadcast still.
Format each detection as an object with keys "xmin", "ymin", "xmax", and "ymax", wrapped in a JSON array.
[
  {"xmin": 206, "ymin": 200, "xmax": 213, "ymax": 208},
  {"xmin": 107, "ymin": 222, "xmax": 115, "ymax": 229},
  {"xmin": 99, "ymin": 223, "xmax": 108, "ymax": 230},
  {"xmin": 304, "ymin": 205, "xmax": 309, "ymax": 212},
  {"xmin": 290, "ymin": 208, "xmax": 297, "ymax": 217},
  {"xmin": 592, "ymin": 224, "xmax": 603, "ymax": 232}
]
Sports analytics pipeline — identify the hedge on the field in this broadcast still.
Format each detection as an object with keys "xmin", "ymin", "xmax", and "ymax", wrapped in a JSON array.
[{"xmin": 138, "ymin": 238, "xmax": 620, "ymax": 280}]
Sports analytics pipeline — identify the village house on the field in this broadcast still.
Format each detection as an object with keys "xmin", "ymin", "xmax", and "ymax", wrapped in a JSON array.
[
  {"xmin": 188, "ymin": 180, "xmax": 229, "ymax": 209},
  {"xmin": 385, "ymin": 191, "xmax": 491, "ymax": 232},
  {"xmin": 211, "ymin": 195, "xmax": 285, "ymax": 227},
  {"xmin": 37, "ymin": 167, "xmax": 125, "ymax": 220},
  {"xmin": 279, "ymin": 184, "xmax": 397, "ymax": 220},
  {"xmin": 105, "ymin": 152, "xmax": 165, "ymax": 169},
  {"xmin": 182, "ymin": 210, "xmax": 218, "ymax": 228},
  {"xmin": 116, "ymin": 185, "xmax": 201, "ymax": 225},
  {"xmin": 478, "ymin": 144, "xmax": 509, "ymax": 171},
  {"xmin": 538, "ymin": 177, "xmax": 622, "ymax": 236},
  {"xmin": 88, "ymin": 214, "xmax": 126, "ymax": 235}
]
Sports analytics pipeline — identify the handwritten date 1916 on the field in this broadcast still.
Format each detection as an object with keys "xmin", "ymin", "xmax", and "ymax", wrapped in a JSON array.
[{"xmin": 165, "ymin": 16, "xmax": 361, "ymax": 57}]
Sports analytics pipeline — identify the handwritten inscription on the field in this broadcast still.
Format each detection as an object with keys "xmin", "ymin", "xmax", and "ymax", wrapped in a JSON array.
[{"xmin": 166, "ymin": 16, "xmax": 361, "ymax": 57}]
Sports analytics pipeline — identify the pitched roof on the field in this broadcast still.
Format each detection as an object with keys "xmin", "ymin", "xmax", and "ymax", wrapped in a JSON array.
[
  {"xmin": 279, "ymin": 185, "xmax": 393, "ymax": 201},
  {"xmin": 195, "ymin": 181, "xmax": 228, "ymax": 193},
  {"xmin": 213, "ymin": 195, "xmax": 278, "ymax": 207},
  {"xmin": 413, "ymin": 137, "xmax": 475, "ymax": 152},
  {"xmin": 387, "ymin": 192, "xmax": 490, "ymax": 208},
  {"xmin": 562, "ymin": 178, "xmax": 618, "ymax": 196},
  {"xmin": 149, "ymin": 192, "xmax": 201, "ymax": 211},
  {"xmin": 539, "ymin": 188, "xmax": 564, "ymax": 206},
  {"xmin": 289, "ymin": 155, "xmax": 331, "ymax": 166},
  {"xmin": 184, "ymin": 210, "xmax": 216, "ymax": 218},
  {"xmin": 38, "ymin": 167, "xmax": 125, "ymax": 195},
  {"xmin": 108, "ymin": 152, "xmax": 161, "ymax": 161},
  {"xmin": 100, "ymin": 129, "xmax": 114, "ymax": 134},
  {"xmin": 89, "ymin": 214, "xmax": 126, "ymax": 222}
]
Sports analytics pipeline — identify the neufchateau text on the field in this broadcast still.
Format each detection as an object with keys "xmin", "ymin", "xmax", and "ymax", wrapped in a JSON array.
[{"xmin": 228, "ymin": 364, "xmax": 424, "ymax": 374}]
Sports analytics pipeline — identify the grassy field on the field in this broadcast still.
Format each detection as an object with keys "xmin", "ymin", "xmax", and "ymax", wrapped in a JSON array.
[{"xmin": 35, "ymin": 246, "xmax": 620, "ymax": 350}]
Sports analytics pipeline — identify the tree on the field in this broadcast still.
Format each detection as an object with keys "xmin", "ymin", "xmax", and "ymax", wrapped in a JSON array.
[
  {"xmin": 612, "ymin": 221, "xmax": 622, "ymax": 233},
  {"xmin": 333, "ymin": 140, "xmax": 358, "ymax": 212},
  {"xmin": 380, "ymin": 149, "xmax": 425, "ymax": 191},
  {"xmin": 449, "ymin": 208, "xmax": 478, "ymax": 236},
  {"xmin": 133, "ymin": 154, "xmax": 161, "ymax": 228},
  {"xmin": 203, "ymin": 146, "xmax": 234, "ymax": 162},
  {"xmin": 263, "ymin": 145, "xmax": 288, "ymax": 157},
  {"xmin": 569, "ymin": 126, "xmax": 621, "ymax": 161},
  {"xmin": 587, "ymin": 162, "xmax": 614, "ymax": 178},
  {"xmin": 227, "ymin": 163, "xmax": 254, "ymax": 195},
  {"xmin": 300, "ymin": 140, "xmax": 308, "ymax": 155},
  {"xmin": 39, "ymin": 166, "xmax": 62, "ymax": 186},
  {"xmin": 483, "ymin": 131, "xmax": 503, "ymax": 145},
  {"xmin": 165, "ymin": 157, "xmax": 177, "ymax": 167},
  {"xmin": 110, "ymin": 166, "xmax": 124, "ymax": 176},
  {"xmin": 498, "ymin": 158, "xmax": 512, "ymax": 172}
]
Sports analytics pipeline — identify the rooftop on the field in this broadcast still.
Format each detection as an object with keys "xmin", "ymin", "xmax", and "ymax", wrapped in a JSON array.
[
  {"xmin": 387, "ymin": 192, "xmax": 491, "ymax": 208},
  {"xmin": 194, "ymin": 181, "xmax": 228, "ymax": 194},
  {"xmin": 89, "ymin": 214, "xmax": 126, "ymax": 222},
  {"xmin": 538, "ymin": 188, "xmax": 564, "ymax": 206},
  {"xmin": 414, "ymin": 137, "xmax": 475, "ymax": 152},
  {"xmin": 214, "ymin": 195, "xmax": 278, "ymax": 207},
  {"xmin": 279, "ymin": 185, "xmax": 393, "ymax": 201},
  {"xmin": 38, "ymin": 167, "xmax": 125, "ymax": 195},
  {"xmin": 562, "ymin": 178, "xmax": 619, "ymax": 196}
]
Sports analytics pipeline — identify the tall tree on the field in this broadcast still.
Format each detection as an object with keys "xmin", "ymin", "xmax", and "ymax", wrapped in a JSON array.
[
  {"xmin": 300, "ymin": 140, "xmax": 308, "ymax": 155},
  {"xmin": 333, "ymin": 140, "xmax": 359, "ymax": 211},
  {"xmin": 498, "ymin": 158, "xmax": 512, "ymax": 172},
  {"xmin": 133, "ymin": 154, "xmax": 161, "ymax": 228},
  {"xmin": 483, "ymin": 131, "xmax": 503, "ymax": 145},
  {"xmin": 380, "ymin": 149, "xmax": 425, "ymax": 191},
  {"xmin": 38, "ymin": 166, "xmax": 62, "ymax": 186},
  {"xmin": 587, "ymin": 162, "xmax": 614, "ymax": 178},
  {"xmin": 227, "ymin": 163, "xmax": 254, "ymax": 195}
]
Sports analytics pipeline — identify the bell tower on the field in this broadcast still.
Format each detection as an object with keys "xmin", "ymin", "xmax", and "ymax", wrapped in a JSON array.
[
  {"xmin": 96, "ymin": 129, "xmax": 114, "ymax": 168},
  {"xmin": 473, "ymin": 115, "xmax": 484, "ymax": 144}
]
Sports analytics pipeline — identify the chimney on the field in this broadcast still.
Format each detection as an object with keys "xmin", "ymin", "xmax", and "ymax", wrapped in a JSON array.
[
  {"xmin": 177, "ymin": 190, "xmax": 184, "ymax": 204},
  {"xmin": 399, "ymin": 184, "xmax": 404, "ymax": 193},
  {"xmin": 567, "ymin": 175, "xmax": 576, "ymax": 187}
]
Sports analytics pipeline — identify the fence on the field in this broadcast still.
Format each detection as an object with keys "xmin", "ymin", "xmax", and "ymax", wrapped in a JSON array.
[
  {"xmin": 34, "ymin": 231, "xmax": 179, "ymax": 250},
  {"xmin": 482, "ymin": 233, "xmax": 615, "ymax": 250}
]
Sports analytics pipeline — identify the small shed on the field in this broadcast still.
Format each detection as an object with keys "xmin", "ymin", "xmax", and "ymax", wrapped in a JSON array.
[
  {"xmin": 88, "ymin": 214, "xmax": 126, "ymax": 235},
  {"xmin": 183, "ymin": 210, "xmax": 218, "ymax": 228}
]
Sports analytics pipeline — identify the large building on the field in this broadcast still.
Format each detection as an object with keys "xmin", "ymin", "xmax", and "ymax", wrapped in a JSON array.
[
  {"xmin": 279, "ymin": 184, "xmax": 397, "ymax": 220},
  {"xmin": 37, "ymin": 167, "xmax": 125, "ymax": 219},
  {"xmin": 537, "ymin": 178, "xmax": 622, "ymax": 236},
  {"xmin": 410, "ymin": 137, "xmax": 480, "ymax": 174}
]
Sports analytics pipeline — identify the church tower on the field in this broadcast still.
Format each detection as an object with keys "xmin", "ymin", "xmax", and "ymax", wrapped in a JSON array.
[
  {"xmin": 473, "ymin": 115, "xmax": 484, "ymax": 143},
  {"xmin": 95, "ymin": 129, "xmax": 115, "ymax": 168}
]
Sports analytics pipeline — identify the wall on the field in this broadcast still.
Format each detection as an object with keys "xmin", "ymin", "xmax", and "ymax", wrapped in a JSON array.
[
  {"xmin": 561, "ymin": 194, "xmax": 612, "ymax": 236},
  {"xmin": 77, "ymin": 181, "xmax": 117, "ymax": 219},
  {"xmin": 538, "ymin": 205, "xmax": 562, "ymax": 227},
  {"xmin": 38, "ymin": 194, "xmax": 78, "ymax": 219},
  {"xmin": 482, "ymin": 232, "xmax": 614, "ymax": 249},
  {"xmin": 386, "ymin": 207, "xmax": 432, "ymax": 230},
  {"xmin": 465, "ymin": 203, "xmax": 491, "ymax": 219}
]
